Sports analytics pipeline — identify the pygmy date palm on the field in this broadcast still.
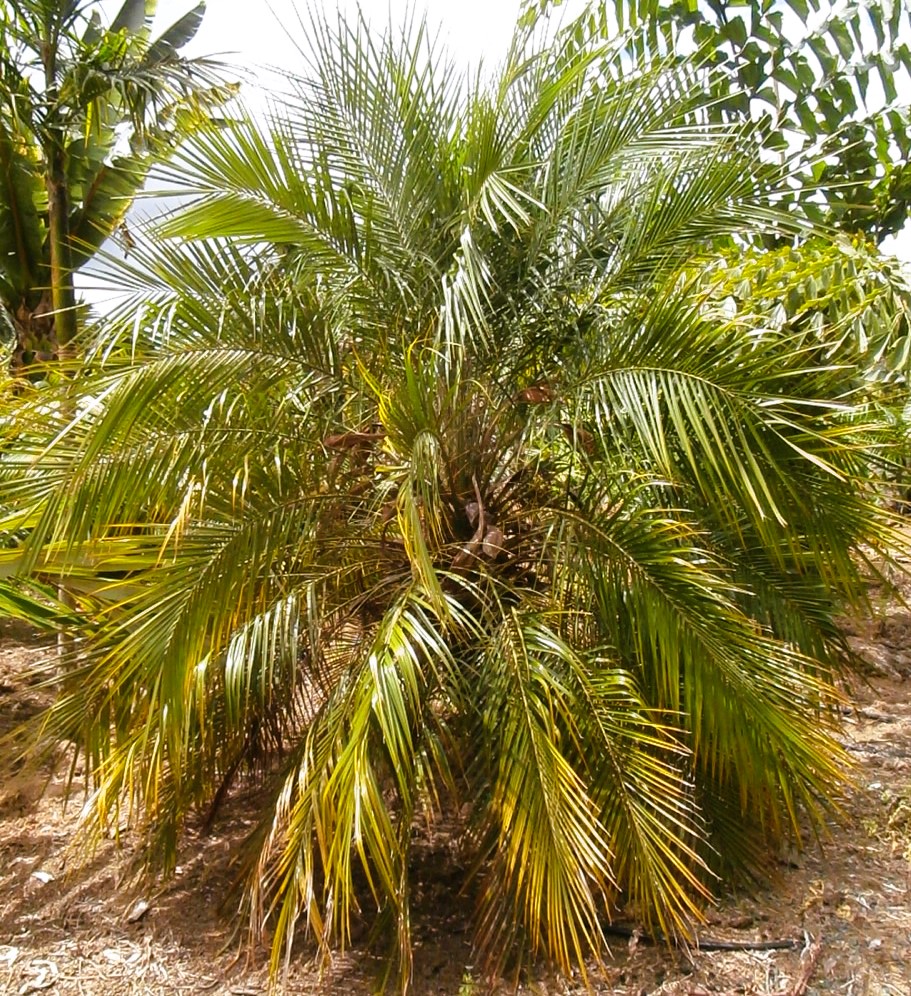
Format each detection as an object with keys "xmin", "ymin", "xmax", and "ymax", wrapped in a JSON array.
[{"xmin": 0, "ymin": 8, "xmax": 897, "ymax": 990}]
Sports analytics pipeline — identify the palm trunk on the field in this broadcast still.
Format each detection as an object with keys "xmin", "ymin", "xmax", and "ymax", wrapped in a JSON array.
[{"xmin": 9, "ymin": 291, "xmax": 56, "ymax": 376}]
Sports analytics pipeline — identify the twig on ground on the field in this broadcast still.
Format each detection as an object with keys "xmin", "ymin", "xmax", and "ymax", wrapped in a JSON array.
[
  {"xmin": 785, "ymin": 934, "xmax": 823, "ymax": 996},
  {"xmin": 603, "ymin": 924, "xmax": 803, "ymax": 952}
]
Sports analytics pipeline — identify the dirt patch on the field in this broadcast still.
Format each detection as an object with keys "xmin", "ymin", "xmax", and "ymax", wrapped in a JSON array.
[{"xmin": 1, "ymin": 618, "xmax": 910, "ymax": 995}]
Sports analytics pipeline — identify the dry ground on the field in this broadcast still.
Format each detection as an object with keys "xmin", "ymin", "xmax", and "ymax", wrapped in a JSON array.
[{"xmin": 2, "ymin": 604, "xmax": 911, "ymax": 996}]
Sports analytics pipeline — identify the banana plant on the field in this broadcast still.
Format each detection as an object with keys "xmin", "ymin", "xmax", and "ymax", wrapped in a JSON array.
[{"xmin": 0, "ymin": 0, "xmax": 231, "ymax": 375}]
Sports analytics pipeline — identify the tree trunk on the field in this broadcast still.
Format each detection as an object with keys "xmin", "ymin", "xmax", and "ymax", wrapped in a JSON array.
[
  {"xmin": 42, "ymin": 4, "xmax": 77, "ymax": 365},
  {"xmin": 8, "ymin": 291, "xmax": 57, "ymax": 378},
  {"xmin": 43, "ymin": 23, "xmax": 78, "ymax": 651},
  {"xmin": 46, "ymin": 148, "xmax": 77, "ymax": 362},
  {"xmin": 45, "ymin": 157, "xmax": 78, "ymax": 656}
]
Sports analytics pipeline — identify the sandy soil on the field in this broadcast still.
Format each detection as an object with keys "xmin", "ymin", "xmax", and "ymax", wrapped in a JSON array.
[{"xmin": 2, "ymin": 605, "xmax": 910, "ymax": 996}]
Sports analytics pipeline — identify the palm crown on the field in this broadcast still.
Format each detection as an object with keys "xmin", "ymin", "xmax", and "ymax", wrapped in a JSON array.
[{"xmin": 1, "ymin": 8, "xmax": 897, "ymax": 990}]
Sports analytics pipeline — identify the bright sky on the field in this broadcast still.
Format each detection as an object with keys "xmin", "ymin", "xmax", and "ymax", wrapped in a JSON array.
[{"xmin": 153, "ymin": 0, "xmax": 529, "ymax": 79}]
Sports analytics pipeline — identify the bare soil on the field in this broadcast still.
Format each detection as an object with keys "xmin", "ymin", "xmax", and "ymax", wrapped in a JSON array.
[{"xmin": 2, "ymin": 603, "xmax": 911, "ymax": 996}]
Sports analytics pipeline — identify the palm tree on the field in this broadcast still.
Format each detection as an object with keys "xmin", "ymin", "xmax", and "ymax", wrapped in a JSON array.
[
  {"xmin": 0, "ymin": 0, "xmax": 228, "ymax": 374},
  {"xmin": 1, "ymin": 8, "xmax": 899, "ymax": 990}
]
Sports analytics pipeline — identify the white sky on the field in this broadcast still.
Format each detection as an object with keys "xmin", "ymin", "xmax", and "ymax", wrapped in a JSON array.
[{"xmin": 152, "ymin": 0, "xmax": 529, "ymax": 79}]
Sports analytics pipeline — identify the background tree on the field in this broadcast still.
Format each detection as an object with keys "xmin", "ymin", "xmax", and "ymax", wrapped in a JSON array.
[
  {"xmin": 0, "ymin": 0, "xmax": 229, "ymax": 375},
  {"xmin": 1, "ymin": 9, "xmax": 904, "ymax": 992},
  {"xmin": 518, "ymin": 2, "xmax": 911, "ymax": 494},
  {"xmin": 524, "ymin": 0, "xmax": 911, "ymax": 239},
  {"xmin": 704, "ymin": 236, "xmax": 911, "ymax": 376}
]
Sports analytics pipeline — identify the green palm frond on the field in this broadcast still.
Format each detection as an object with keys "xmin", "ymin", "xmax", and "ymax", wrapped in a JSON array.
[{"xmin": 474, "ymin": 611, "xmax": 615, "ymax": 979}]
